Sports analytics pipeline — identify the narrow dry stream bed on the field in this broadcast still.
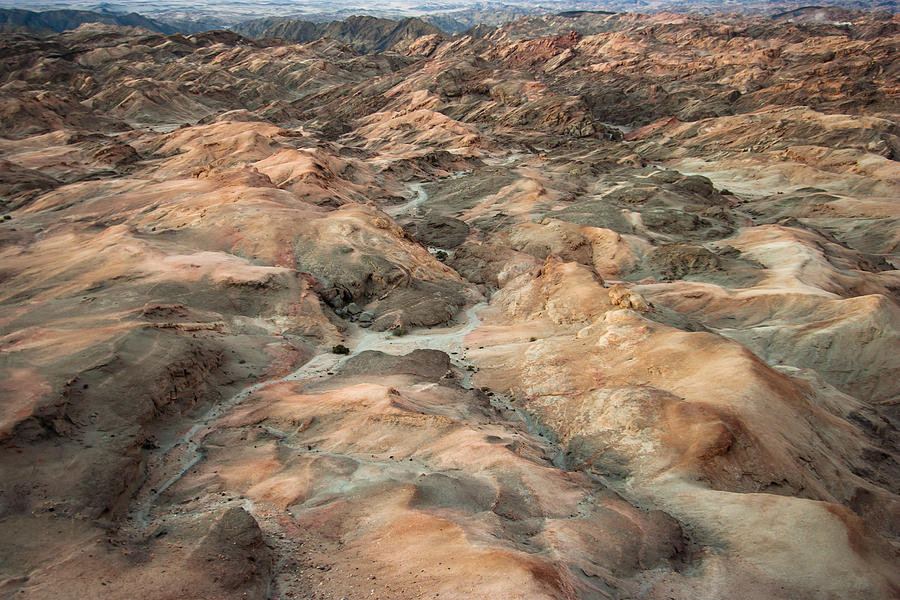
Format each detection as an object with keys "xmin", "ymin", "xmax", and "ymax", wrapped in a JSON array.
[
  {"xmin": 130, "ymin": 178, "xmax": 494, "ymax": 529},
  {"xmin": 129, "ymin": 176, "xmax": 573, "ymax": 540},
  {"xmin": 384, "ymin": 182, "xmax": 428, "ymax": 218}
]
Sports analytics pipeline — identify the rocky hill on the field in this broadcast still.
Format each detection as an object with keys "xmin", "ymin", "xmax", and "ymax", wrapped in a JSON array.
[{"xmin": 0, "ymin": 11, "xmax": 898, "ymax": 600}]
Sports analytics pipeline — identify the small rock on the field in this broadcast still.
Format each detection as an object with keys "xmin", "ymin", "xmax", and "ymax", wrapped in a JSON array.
[{"xmin": 608, "ymin": 284, "xmax": 651, "ymax": 313}]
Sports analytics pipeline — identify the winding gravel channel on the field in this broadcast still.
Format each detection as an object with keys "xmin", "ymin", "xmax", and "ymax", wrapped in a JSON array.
[
  {"xmin": 131, "ymin": 183, "xmax": 487, "ymax": 529},
  {"xmin": 130, "ymin": 174, "xmax": 566, "ymax": 531}
]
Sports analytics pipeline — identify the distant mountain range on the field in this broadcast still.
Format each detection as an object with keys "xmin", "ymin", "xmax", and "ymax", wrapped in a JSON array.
[
  {"xmin": 0, "ymin": 8, "xmax": 446, "ymax": 52},
  {"xmin": 230, "ymin": 15, "xmax": 442, "ymax": 53},
  {"xmin": 0, "ymin": 7, "xmax": 175, "ymax": 34},
  {"xmin": 2, "ymin": 4, "xmax": 895, "ymax": 49}
]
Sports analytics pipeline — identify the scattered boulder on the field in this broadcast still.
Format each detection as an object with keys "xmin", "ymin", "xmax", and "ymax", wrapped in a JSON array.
[
  {"xmin": 338, "ymin": 349, "xmax": 451, "ymax": 380},
  {"xmin": 92, "ymin": 143, "xmax": 140, "ymax": 167},
  {"xmin": 358, "ymin": 311, "xmax": 375, "ymax": 327},
  {"xmin": 187, "ymin": 507, "xmax": 273, "ymax": 595},
  {"xmin": 607, "ymin": 284, "xmax": 651, "ymax": 312},
  {"xmin": 400, "ymin": 215, "xmax": 470, "ymax": 249}
]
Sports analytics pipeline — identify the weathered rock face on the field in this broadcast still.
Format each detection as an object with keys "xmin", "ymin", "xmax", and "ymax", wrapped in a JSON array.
[{"xmin": 0, "ymin": 10, "xmax": 898, "ymax": 600}]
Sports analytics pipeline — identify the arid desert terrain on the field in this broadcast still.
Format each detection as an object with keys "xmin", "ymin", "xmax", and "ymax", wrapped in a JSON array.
[{"xmin": 0, "ymin": 8, "xmax": 898, "ymax": 600}]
